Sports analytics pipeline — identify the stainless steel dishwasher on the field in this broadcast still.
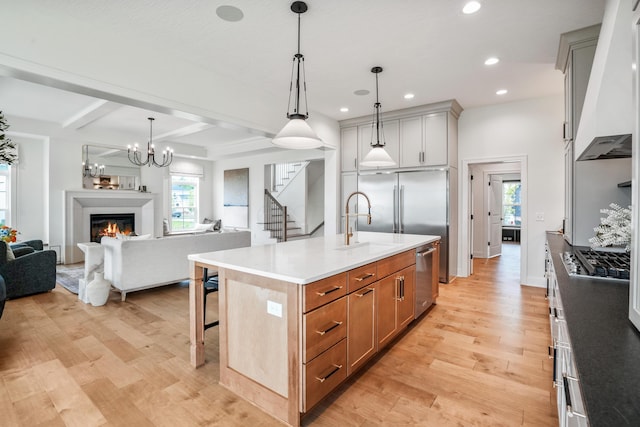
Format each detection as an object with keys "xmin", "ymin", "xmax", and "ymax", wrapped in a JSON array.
[{"xmin": 415, "ymin": 241, "xmax": 440, "ymax": 318}]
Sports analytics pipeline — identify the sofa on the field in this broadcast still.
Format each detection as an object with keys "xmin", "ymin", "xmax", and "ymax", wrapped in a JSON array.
[
  {"xmin": 101, "ymin": 230, "xmax": 251, "ymax": 300},
  {"xmin": 0, "ymin": 240, "xmax": 57, "ymax": 299}
]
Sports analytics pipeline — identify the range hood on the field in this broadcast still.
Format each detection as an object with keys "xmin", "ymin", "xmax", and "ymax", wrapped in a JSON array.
[
  {"xmin": 577, "ymin": 133, "xmax": 632, "ymax": 161},
  {"xmin": 574, "ymin": 1, "xmax": 633, "ymax": 160}
]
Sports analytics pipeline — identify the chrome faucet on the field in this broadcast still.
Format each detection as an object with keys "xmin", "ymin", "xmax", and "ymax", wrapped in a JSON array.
[{"xmin": 345, "ymin": 191, "xmax": 372, "ymax": 245}]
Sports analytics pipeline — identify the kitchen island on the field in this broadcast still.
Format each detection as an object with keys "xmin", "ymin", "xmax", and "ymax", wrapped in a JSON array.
[{"xmin": 188, "ymin": 232, "xmax": 440, "ymax": 426}]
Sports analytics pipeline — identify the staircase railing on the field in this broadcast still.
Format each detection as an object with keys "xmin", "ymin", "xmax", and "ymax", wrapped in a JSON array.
[
  {"xmin": 264, "ymin": 189, "xmax": 288, "ymax": 242},
  {"xmin": 270, "ymin": 162, "xmax": 303, "ymax": 193}
]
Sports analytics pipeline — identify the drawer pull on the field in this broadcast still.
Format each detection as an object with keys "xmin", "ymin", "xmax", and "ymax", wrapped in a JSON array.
[
  {"xmin": 316, "ymin": 286, "xmax": 343, "ymax": 297},
  {"xmin": 562, "ymin": 375, "xmax": 587, "ymax": 418},
  {"xmin": 356, "ymin": 288, "xmax": 374, "ymax": 297},
  {"xmin": 354, "ymin": 273, "xmax": 375, "ymax": 282},
  {"xmin": 316, "ymin": 321, "xmax": 343, "ymax": 336},
  {"xmin": 316, "ymin": 364, "xmax": 343, "ymax": 383}
]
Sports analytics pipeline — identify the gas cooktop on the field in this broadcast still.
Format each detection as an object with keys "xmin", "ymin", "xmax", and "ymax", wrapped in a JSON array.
[{"xmin": 561, "ymin": 246, "xmax": 630, "ymax": 283}]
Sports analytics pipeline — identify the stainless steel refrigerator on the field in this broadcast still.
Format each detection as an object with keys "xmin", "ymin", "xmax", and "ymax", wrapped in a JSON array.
[{"xmin": 356, "ymin": 169, "xmax": 452, "ymax": 283}]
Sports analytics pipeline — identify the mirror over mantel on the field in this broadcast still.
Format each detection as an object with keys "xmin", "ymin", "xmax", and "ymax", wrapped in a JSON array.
[{"xmin": 82, "ymin": 144, "xmax": 141, "ymax": 190}]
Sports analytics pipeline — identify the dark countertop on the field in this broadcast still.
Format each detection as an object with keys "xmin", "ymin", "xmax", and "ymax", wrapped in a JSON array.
[{"xmin": 546, "ymin": 232, "xmax": 640, "ymax": 426}]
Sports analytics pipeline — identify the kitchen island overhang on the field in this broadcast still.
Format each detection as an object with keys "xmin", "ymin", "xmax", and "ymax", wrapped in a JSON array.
[{"xmin": 188, "ymin": 232, "xmax": 440, "ymax": 426}]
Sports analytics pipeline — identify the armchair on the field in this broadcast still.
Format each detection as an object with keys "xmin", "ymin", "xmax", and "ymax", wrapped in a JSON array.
[{"xmin": 0, "ymin": 240, "xmax": 56, "ymax": 299}]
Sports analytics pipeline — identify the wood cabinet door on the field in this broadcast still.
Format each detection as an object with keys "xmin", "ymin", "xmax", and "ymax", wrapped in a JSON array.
[
  {"xmin": 347, "ymin": 286, "xmax": 376, "ymax": 375},
  {"xmin": 399, "ymin": 116, "xmax": 423, "ymax": 168},
  {"xmin": 376, "ymin": 275, "xmax": 398, "ymax": 349},
  {"xmin": 423, "ymin": 112, "xmax": 447, "ymax": 166},
  {"xmin": 341, "ymin": 127, "xmax": 358, "ymax": 172},
  {"xmin": 397, "ymin": 266, "xmax": 415, "ymax": 329}
]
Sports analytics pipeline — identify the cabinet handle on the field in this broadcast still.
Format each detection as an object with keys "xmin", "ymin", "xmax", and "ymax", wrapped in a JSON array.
[
  {"xmin": 316, "ymin": 364, "xmax": 343, "ymax": 383},
  {"xmin": 316, "ymin": 321, "xmax": 343, "ymax": 336},
  {"xmin": 316, "ymin": 286, "xmax": 343, "ymax": 297},
  {"xmin": 355, "ymin": 272, "xmax": 375, "ymax": 282},
  {"xmin": 396, "ymin": 276, "xmax": 405, "ymax": 301},
  {"xmin": 356, "ymin": 288, "xmax": 374, "ymax": 297},
  {"xmin": 563, "ymin": 375, "xmax": 587, "ymax": 419},
  {"xmin": 354, "ymin": 158, "xmax": 357, "ymax": 169},
  {"xmin": 551, "ymin": 346, "xmax": 558, "ymax": 387}
]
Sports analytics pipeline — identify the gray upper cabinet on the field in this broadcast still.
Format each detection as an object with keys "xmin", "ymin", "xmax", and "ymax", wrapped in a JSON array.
[
  {"xmin": 399, "ymin": 112, "xmax": 447, "ymax": 167},
  {"xmin": 340, "ymin": 100, "xmax": 462, "ymax": 173},
  {"xmin": 556, "ymin": 25, "xmax": 599, "ymax": 244},
  {"xmin": 341, "ymin": 126, "xmax": 358, "ymax": 172}
]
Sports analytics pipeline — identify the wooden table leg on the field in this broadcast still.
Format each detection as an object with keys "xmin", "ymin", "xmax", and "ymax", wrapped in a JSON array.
[{"xmin": 190, "ymin": 262, "xmax": 205, "ymax": 367}]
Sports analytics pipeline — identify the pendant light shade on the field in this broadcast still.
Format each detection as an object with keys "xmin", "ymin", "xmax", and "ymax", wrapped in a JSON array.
[
  {"xmin": 360, "ymin": 66, "xmax": 396, "ymax": 168},
  {"xmin": 360, "ymin": 145, "xmax": 396, "ymax": 167},
  {"xmin": 272, "ymin": 1, "xmax": 323, "ymax": 149},
  {"xmin": 272, "ymin": 117, "xmax": 322, "ymax": 149}
]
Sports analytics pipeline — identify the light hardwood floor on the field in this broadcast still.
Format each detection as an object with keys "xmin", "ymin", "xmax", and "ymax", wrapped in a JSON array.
[{"xmin": 0, "ymin": 242, "xmax": 557, "ymax": 426}]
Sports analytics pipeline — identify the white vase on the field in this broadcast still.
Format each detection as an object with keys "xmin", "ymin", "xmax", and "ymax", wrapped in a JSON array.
[{"xmin": 86, "ymin": 272, "xmax": 111, "ymax": 306}]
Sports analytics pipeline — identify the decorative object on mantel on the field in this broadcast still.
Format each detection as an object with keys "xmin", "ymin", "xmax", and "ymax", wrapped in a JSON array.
[
  {"xmin": 82, "ymin": 144, "xmax": 105, "ymax": 177},
  {"xmin": 589, "ymin": 203, "xmax": 631, "ymax": 251},
  {"xmin": 271, "ymin": 1, "xmax": 323, "ymax": 149},
  {"xmin": 360, "ymin": 66, "xmax": 396, "ymax": 167},
  {"xmin": 127, "ymin": 117, "xmax": 174, "ymax": 168},
  {"xmin": 0, "ymin": 111, "xmax": 18, "ymax": 165},
  {"xmin": 86, "ymin": 271, "xmax": 111, "ymax": 306}
]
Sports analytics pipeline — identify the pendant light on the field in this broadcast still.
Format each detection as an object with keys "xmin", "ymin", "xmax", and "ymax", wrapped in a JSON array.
[
  {"xmin": 127, "ymin": 117, "xmax": 174, "ymax": 168},
  {"xmin": 360, "ymin": 66, "xmax": 396, "ymax": 167},
  {"xmin": 272, "ymin": 1, "xmax": 323, "ymax": 149}
]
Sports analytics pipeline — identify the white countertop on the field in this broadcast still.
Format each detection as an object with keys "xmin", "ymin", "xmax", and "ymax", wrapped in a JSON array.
[{"xmin": 188, "ymin": 232, "xmax": 440, "ymax": 284}]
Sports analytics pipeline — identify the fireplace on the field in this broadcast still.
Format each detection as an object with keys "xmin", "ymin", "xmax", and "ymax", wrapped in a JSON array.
[{"xmin": 90, "ymin": 213, "xmax": 135, "ymax": 243}]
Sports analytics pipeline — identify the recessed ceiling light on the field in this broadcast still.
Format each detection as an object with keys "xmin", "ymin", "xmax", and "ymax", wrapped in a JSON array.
[
  {"xmin": 340, "ymin": 107, "xmax": 349, "ymax": 112},
  {"xmin": 462, "ymin": 1, "xmax": 481, "ymax": 14},
  {"xmin": 216, "ymin": 5, "xmax": 244, "ymax": 22},
  {"xmin": 404, "ymin": 93, "xmax": 415, "ymax": 100},
  {"xmin": 484, "ymin": 57, "xmax": 500, "ymax": 66},
  {"xmin": 633, "ymin": 63, "xmax": 637, "ymax": 71},
  {"xmin": 496, "ymin": 89, "xmax": 508, "ymax": 95},
  {"xmin": 354, "ymin": 89, "xmax": 370, "ymax": 96}
]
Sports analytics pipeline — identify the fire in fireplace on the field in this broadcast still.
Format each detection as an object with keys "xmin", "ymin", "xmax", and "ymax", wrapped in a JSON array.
[{"xmin": 90, "ymin": 213, "xmax": 135, "ymax": 243}]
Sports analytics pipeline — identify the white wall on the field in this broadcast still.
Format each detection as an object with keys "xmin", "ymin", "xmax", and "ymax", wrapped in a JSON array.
[{"xmin": 459, "ymin": 95, "xmax": 565, "ymax": 287}]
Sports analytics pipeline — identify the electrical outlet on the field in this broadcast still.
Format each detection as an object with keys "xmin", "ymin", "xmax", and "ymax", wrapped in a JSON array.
[
  {"xmin": 267, "ymin": 300, "xmax": 283, "ymax": 318},
  {"xmin": 536, "ymin": 212, "xmax": 544, "ymax": 221}
]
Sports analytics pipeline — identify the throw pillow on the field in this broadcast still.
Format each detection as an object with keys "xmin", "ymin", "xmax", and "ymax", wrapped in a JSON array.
[
  {"xmin": 202, "ymin": 218, "xmax": 214, "ymax": 224},
  {"xmin": 163, "ymin": 218, "xmax": 170, "ymax": 235},
  {"xmin": 115, "ymin": 233, "xmax": 131, "ymax": 240},
  {"xmin": 213, "ymin": 219, "xmax": 222, "ymax": 231},
  {"xmin": 5, "ymin": 244, "xmax": 14, "ymax": 261},
  {"xmin": 194, "ymin": 223, "xmax": 214, "ymax": 232}
]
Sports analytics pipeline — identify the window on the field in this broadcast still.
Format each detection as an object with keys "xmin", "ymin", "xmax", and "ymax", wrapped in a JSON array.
[
  {"xmin": 170, "ymin": 175, "xmax": 199, "ymax": 231},
  {"xmin": 0, "ymin": 164, "xmax": 10, "ymax": 226},
  {"xmin": 502, "ymin": 181, "xmax": 521, "ymax": 226}
]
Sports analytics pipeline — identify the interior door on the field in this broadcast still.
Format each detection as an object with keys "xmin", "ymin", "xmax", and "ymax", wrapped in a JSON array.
[{"xmin": 488, "ymin": 175, "xmax": 503, "ymax": 258}]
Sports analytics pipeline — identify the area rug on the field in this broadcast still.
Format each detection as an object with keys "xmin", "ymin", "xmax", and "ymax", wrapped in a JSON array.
[{"xmin": 56, "ymin": 265, "xmax": 84, "ymax": 295}]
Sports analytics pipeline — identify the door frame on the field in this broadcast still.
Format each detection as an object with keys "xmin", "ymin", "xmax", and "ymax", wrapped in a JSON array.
[{"xmin": 460, "ymin": 155, "xmax": 527, "ymax": 284}]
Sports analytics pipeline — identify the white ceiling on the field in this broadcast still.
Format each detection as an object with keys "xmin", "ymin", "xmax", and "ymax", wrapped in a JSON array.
[{"xmin": 0, "ymin": 0, "xmax": 606, "ymax": 160}]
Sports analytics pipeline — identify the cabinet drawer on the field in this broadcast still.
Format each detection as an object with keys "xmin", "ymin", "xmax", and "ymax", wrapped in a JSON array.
[
  {"xmin": 304, "ymin": 297, "xmax": 347, "ymax": 362},
  {"xmin": 377, "ymin": 250, "xmax": 415, "ymax": 278},
  {"xmin": 304, "ymin": 272, "xmax": 347, "ymax": 312},
  {"xmin": 304, "ymin": 339, "xmax": 347, "ymax": 411},
  {"xmin": 347, "ymin": 262, "xmax": 377, "ymax": 292}
]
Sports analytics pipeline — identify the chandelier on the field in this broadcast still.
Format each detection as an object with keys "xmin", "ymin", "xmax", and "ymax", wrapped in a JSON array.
[
  {"xmin": 128, "ymin": 117, "xmax": 173, "ymax": 167},
  {"xmin": 82, "ymin": 145, "xmax": 105, "ymax": 177},
  {"xmin": 360, "ymin": 66, "xmax": 396, "ymax": 167},
  {"xmin": 272, "ymin": 1, "xmax": 323, "ymax": 149}
]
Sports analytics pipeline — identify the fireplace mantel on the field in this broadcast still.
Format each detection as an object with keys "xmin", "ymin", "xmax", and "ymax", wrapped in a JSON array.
[{"xmin": 64, "ymin": 190, "xmax": 158, "ymax": 264}]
